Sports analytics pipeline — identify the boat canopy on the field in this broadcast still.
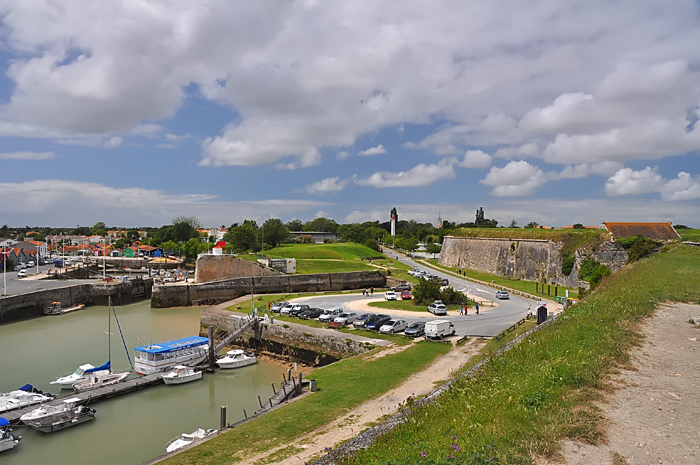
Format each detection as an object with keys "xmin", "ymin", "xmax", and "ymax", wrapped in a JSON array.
[
  {"xmin": 134, "ymin": 336, "xmax": 208, "ymax": 354},
  {"xmin": 0, "ymin": 418, "xmax": 9, "ymax": 427},
  {"xmin": 18, "ymin": 384, "xmax": 34, "ymax": 392},
  {"xmin": 85, "ymin": 362, "xmax": 110, "ymax": 373}
]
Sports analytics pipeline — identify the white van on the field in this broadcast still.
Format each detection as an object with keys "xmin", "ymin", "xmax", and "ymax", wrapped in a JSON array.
[{"xmin": 425, "ymin": 320, "xmax": 455, "ymax": 339}]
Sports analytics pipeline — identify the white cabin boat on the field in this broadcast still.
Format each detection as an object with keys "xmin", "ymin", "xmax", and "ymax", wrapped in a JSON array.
[
  {"xmin": 134, "ymin": 336, "xmax": 209, "ymax": 375},
  {"xmin": 0, "ymin": 385, "xmax": 54, "ymax": 413},
  {"xmin": 165, "ymin": 428, "xmax": 217, "ymax": 453},
  {"xmin": 215, "ymin": 350, "xmax": 257, "ymax": 369},
  {"xmin": 50, "ymin": 362, "xmax": 111, "ymax": 390},
  {"xmin": 161, "ymin": 366, "xmax": 203, "ymax": 385},
  {"xmin": 20, "ymin": 397, "xmax": 96, "ymax": 433},
  {"xmin": 0, "ymin": 419, "xmax": 21, "ymax": 453},
  {"xmin": 72, "ymin": 371, "xmax": 129, "ymax": 393}
]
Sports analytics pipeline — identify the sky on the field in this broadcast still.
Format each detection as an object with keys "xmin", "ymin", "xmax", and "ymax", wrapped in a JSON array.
[{"xmin": 0, "ymin": 0, "xmax": 699, "ymax": 229}]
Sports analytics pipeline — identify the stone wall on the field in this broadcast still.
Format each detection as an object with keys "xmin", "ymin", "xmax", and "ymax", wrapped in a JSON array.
[
  {"xmin": 194, "ymin": 255, "xmax": 282, "ymax": 283},
  {"xmin": 0, "ymin": 278, "xmax": 155, "ymax": 324},
  {"xmin": 440, "ymin": 236, "xmax": 628, "ymax": 287},
  {"xmin": 151, "ymin": 271, "xmax": 386, "ymax": 308}
]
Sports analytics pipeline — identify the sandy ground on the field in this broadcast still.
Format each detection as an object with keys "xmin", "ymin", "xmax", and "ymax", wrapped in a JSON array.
[
  {"xmin": 237, "ymin": 338, "xmax": 488, "ymax": 465},
  {"xmin": 538, "ymin": 303, "xmax": 700, "ymax": 465}
]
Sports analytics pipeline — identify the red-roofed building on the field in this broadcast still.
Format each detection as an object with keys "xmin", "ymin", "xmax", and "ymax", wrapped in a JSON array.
[{"xmin": 603, "ymin": 222, "xmax": 680, "ymax": 241}]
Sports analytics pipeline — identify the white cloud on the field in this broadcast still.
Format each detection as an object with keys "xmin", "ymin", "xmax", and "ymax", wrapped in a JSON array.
[
  {"xmin": 315, "ymin": 210, "xmax": 330, "ymax": 218},
  {"xmin": 479, "ymin": 160, "xmax": 547, "ymax": 197},
  {"xmin": 358, "ymin": 144, "xmax": 387, "ymax": 156},
  {"xmin": 604, "ymin": 166, "xmax": 664, "ymax": 196},
  {"xmin": 0, "ymin": 151, "xmax": 55, "ymax": 160},
  {"xmin": 335, "ymin": 151, "xmax": 350, "ymax": 161},
  {"xmin": 661, "ymin": 172, "xmax": 700, "ymax": 201},
  {"xmin": 551, "ymin": 161, "xmax": 623, "ymax": 179},
  {"xmin": 356, "ymin": 158, "xmax": 456, "ymax": 188},
  {"xmin": 459, "ymin": 150, "xmax": 492, "ymax": 169},
  {"xmin": 0, "ymin": 180, "xmax": 331, "ymax": 227},
  {"xmin": 305, "ymin": 176, "xmax": 352, "ymax": 194}
]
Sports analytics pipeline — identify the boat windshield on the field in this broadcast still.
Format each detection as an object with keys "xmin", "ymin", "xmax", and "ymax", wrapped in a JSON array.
[{"xmin": 74, "ymin": 368, "xmax": 85, "ymax": 376}]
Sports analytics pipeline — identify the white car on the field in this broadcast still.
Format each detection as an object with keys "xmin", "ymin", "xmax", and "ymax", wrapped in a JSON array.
[
  {"xmin": 379, "ymin": 319, "xmax": 408, "ymax": 334},
  {"xmin": 270, "ymin": 301, "xmax": 288, "ymax": 313},
  {"xmin": 17, "ymin": 269, "xmax": 28, "ymax": 278},
  {"xmin": 26, "ymin": 260, "xmax": 35, "ymax": 267},
  {"xmin": 280, "ymin": 303, "xmax": 294, "ymax": 315},
  {"xmin": 333, "ymin": 312, "xmax": 358, "ymax": 325},
  {"xmin": 319, "ymin": 308, "xmax": 343, "ymax": 323},
  {"xmin": 384, "ymin": 291, "xmax": 397, "ymax": 301},
  {"xmin": 428, "ymin": 300, "xmax": 447, "ymax": 316}
]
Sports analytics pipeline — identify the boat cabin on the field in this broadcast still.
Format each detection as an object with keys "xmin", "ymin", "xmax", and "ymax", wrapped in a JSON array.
[{"xmin": 133, "ymin": 336, "xmax": 209, "ymax": 375}]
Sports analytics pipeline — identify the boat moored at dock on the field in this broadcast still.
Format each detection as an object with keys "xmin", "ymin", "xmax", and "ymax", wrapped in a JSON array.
[
  {"xmin": 44, "ymin": 302, "xmax": 85, "ymax": 315},
  {"xmin": 0, "ymin": 385, "xmax": 54, "ymax": 413},
  {"xmin": 20, "ymin": 397, "xmax": 96, "ymax": 433},
  {"xmin": 0, "ymin": 419, "xmax": 21, "ymax": 452},
  {"xmin": 165, "ymin": 428, "xmax": 217, "ymax": 453},
  {"xmin": 134, "ymin": 336, "xmax": 209, "ymax": 375},
  {"xmin": 73, "ymin": 372, "xmax": 129, "ymax": 393},
  {"xmin": 216, "ymin": 350, "xmax": 257, "ymax": 369},
  {"xmin": 161, "ymin": 366, "xmax": 203, "ymax": 385},
  {"xmin": 50, "ymin": 362, "xmax": 111, "ymax": 390}
]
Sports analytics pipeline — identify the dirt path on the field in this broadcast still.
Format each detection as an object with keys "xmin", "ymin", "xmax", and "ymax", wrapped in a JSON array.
[
  {"xmin": 538, "ymin": 302, "xmax": 700, "ymax": 465},
  {"xmin": 238, "ymin": 338, "xmax": 488, "ymax": 465}
]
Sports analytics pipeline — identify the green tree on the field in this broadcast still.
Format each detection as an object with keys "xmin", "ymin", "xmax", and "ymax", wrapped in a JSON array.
[
  {"xmin": 363, "ymin": 238, "xmax": 380, "ymax": 252},
  {"xmin": 172, "ymin": 216, "xmax": 201, "ymax": 242},
  {"xmin": 304, "ymin": 217, "xmax": 339, "ymax": 232},
  {"xmin": 161, "ymin": 240, "xmax": 180, "ymax": 252},
  {"xmin": 91, "ymin": 222, "xmax": 107, "ymax": 235},
  {"xmin": 225, "ymin": 221, "xmax": 260, "ymax": 253},
  {"xmin": 261, "ymin": 218, "xmax": 289, "ymax": 248},
  {"xmin": 339, "ymin": 224, "xmax": 366, "ymax": 243},
  {"xmin": 425, "ymin": 243, "xmax": 442, "ymax": 258},
  {"xmin": 573, "ymin": 223, "xmax": 585, "ymax": 229},
  {"xmin": 395, "ymin": 236, "xmax": 418, "ymax": 252},
  {"xmin": 286, "ymin": 219, "xmax": 304, "ymax": 231},
  {"xmin": 524, "ymin": 222, "xmax": 540, "ymax": 229},
  {"xmin": 128, "ymin": 229, "xmax": 140, "ymax": 241},
  {"xmin": 509, "ymin": 219, "xmax": 518, "ymax": 228},
  {"xmin": 181, "ymin": 237, "xmax": 202, "ymax": 259},
  {"xmin": 412, "ymin": 279, "xmax": 442, "ymax": 305}
]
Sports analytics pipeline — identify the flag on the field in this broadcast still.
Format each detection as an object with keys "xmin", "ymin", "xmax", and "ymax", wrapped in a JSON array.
[{"xmin": 137, "ymin": 337, "xmax": 141, "ymax": 343}]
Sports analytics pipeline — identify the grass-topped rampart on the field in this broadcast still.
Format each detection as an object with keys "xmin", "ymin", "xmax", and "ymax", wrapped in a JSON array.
[{"xmin": 339, "ymin": 244, "xmax": 700, "ymax": 464}]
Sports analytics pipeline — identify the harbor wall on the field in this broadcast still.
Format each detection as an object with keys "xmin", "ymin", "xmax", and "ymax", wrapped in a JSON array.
[
  {"xmin": 194, "ymin": 255, "xmax": 281, "ymax": 283},
  {"xmin": 0, "ymin": 278, "xmax": 154, "ymax": 324},
  {"xmin": 439, "ymin": 236, "xmax": 627, "ymax": 287},
  {"xmin": 152, "ymin": 271, "xmax": 386, "ymax": 308}
]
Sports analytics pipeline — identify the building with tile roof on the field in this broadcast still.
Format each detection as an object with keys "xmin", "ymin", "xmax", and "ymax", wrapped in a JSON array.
[{"xmin": 603, "ymin": 222, "xmax": 680, "ymax": 241}]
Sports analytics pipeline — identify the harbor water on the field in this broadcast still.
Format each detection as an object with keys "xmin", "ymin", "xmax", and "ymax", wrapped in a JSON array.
[{"xmin": 0, "ymin": 300, "xmax": 285, "ymax": 464}]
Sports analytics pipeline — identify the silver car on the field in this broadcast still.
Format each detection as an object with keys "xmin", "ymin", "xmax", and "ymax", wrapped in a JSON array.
[
  {"xmin": 379, "ymin": 319, "xmax": 408, "ymax": 334},
  {"xmin": 319, "ymin": 308, "xmax": 343, "ymax": 323},
  {"xmin": 428, "ymin": 300, "xmax": 447, "ymax": 316},
  {"xmin": 333, "ymin": 312, "xmax": 358, "ymax": 325}
]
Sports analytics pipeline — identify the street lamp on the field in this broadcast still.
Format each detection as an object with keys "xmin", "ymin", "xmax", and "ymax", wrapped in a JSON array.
[
  {"xmin": 2, "ymin": 245, "xmax": 6, "ymax": 296},
  {"xmin": 103, "ymin": 238, "xmax": 106, "ymax": 280}
]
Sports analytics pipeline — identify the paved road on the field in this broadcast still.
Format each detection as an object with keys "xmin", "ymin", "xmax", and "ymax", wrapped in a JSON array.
[
  {"xmin": 0, "ymin": 263, "xmax": 95, "ymax": 296},
  {"xmin": 285, "ymin": 252, "xmax": 540, "ymax": 337}
]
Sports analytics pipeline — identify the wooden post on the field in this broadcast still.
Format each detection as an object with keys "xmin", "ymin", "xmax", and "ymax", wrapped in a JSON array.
[
  {"xmin": 258, "ymin": 396, "xmax": 263, "ymax": 408},
  {"xmin": 287, "ymin": 368, "xmax": 292, "ymax": 381},
  {"xmin": 243, "ymin": 409, "xmax": 247, "ymax": 419},
  {"xmin": 298, "ymin": 373, "xmax": 303, "ymax": 395},
  {"xmin": 271, "ymin": 382, "xmax": 275, "ymax": 394},
  {"xmin": 220, "ymin": 406, "xmax": 227, "ymax": 430},
  {"xmin": 548, "ymin": 284, "xmax": 550, "ymax": 296},
  {"xmin": 555, "ymin": 286, "xmax": 558, "ymax": 297},
  {"xmin": 536, "ymin": 282, "xmax": 539, "ymax": 293},
  {"xmin": 208, "ymin": 326, "xmax": 215, "ymax": 371},
  {"xmin": 282, "ymin": 384, "xmax": 287, "ymax": 397},
  {"xmin": 269, "ymin": 398, "xmax": 273, "ymax": 408}
]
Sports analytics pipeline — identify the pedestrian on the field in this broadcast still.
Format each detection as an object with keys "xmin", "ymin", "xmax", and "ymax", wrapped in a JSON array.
[
  {"xmin": 475, "ymin": 303, "xmax": 479, "ymax": 315},
  {"xmin": 459, "ymin": 307, "xmax": 463, "ymax": 315},
  {"xmin": 370, "ymin": 287, "xmax": 374, "ymax": 296}
]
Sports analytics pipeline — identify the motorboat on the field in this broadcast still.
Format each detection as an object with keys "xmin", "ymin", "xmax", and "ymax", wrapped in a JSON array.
[
  {"xmin": 20, "ymin": 397, "xmax": 96, "ymax": 433},
  {"xmin": 161, "ymin": 366, "xmax": 203, "ymax": 385},
  {"xmin": 0, "ymin": 385, "xmax": 54, "ymax": 413},
  {"xmin": 72, "ymin": 371, "xmax": 129, "ymax": 393},
  {"xmin": 44, "ymin": 301, "xmax": 85, "ymax": 315},
  {"xmin": 134, "ymin": 336, "xmax": 209, "ymax": 375},
  {"xmin": 165, "ymin": 428, "xmax": 217, "ymax": 453},
  {"xmin": 215, "ymin": 350, "xmax": 257, "ymax": 369},
  {"xmin": 0, "ymin": 419, "xmax": 21, "ymax": 453},
  {"xmin": 50, "ymin": 362, "xmax": 111, "ymax": 390}
]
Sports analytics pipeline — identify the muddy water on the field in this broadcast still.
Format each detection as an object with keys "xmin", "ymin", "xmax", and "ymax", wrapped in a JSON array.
[{"xmin": 0, "ymin": 300, "xmax": 285, "ymax": 464}]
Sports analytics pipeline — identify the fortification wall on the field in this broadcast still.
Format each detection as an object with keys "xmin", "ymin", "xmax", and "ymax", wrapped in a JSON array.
[
  {"xmin": 194, "ymin": 255, "xmax": 282, "ymax": 283},
  {"xmin": 440, "ymin": 236, "xmax": 627, "ymax": 287},
  {"xmin": 151, "ymin": 271, "xmax": 386, "ymax": 308}
]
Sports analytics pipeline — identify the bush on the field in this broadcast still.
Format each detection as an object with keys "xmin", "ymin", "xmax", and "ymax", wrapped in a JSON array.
[
  {"xmin": 616, "ymin": 235, "xmax": 660, "ymax": 263},
  {"xmin": 441, "ymin": 286, "xmax": 467, "ymax": 306},
  {"xmin": 561, "ymin": 256, "xmax": 575, "ymax": 276},
  {"xmin": 298, "ymin": 235, "xmax": 315, "ymax": 244},
  {"xmin": 363, "ymin": 238, "xmax": 380, "ymax": 252},
  {"xmin": 578, "ymin": 256, "xmax": 611, "ymax": 289},
  {"xmin": 412, "ymin": 279, "xmax": 442, "ymax": 305}
]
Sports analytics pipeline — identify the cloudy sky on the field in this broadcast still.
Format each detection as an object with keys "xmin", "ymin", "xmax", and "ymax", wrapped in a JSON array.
[{"xmin": 0, "ymin": 0, "xmax": 699, "ymax": 228}]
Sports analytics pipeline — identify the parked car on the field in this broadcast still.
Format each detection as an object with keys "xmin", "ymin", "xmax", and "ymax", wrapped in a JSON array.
[
  {"xmin": 280, "ymin": 303, "xmax": 295, "ymax": 315},
  {"xmin": 379, "ymin": 319, "xmax": 408, "ymax": 334},
  {"xmin": 428, "ymin": 300, "xmax": 447, "ymax": 316},
  {"xmin": 404, "ymin": 322, "xmax": 426, "ymax": 337},
  {"xmin": 17, "ymin": 269, "xmax": 28, "ymax": 278},
  {"xmin": 496, "ymin": 290, "xmax": 510, "ymax": 300},
  {"xmin": 425, "ymin": 320, "xmax": 455, "ymax": 339},
  {"xmin": 384, "ymin": 291, "xmax": 397, "ymax": 301},
  {"xmin": 364, "ymin": 314, "xmax": 392, "ymax": 331},
  {"xmin": 352, "ymin": 313, "xmax": 375, "ymax": 328},
  {"xmin": 299, "ymin": 307, "xmax": 324, "ymax": 320},
  {"xmin": 289, "ymin": 304, "xmax": 310, "ymax": 317},
  {"xmin": 319, "ymin": 308, "xmax": 344, "ymax": 323},
  {"xmin": 440, "ymin": 278, "xmax": 449, "ymax": 286},
  {"xmin": 401, "ymin": 290, "xmax": 412, "ymax": 300},
  {"xmin": 271, "ymin": 301, "xmax": 289, "ymax": 313},
  {"xmin": 334, "ymin": 312, "xmax": 358, "ymax": 326},
  {"xmin": 26, "ymin": 260, "xmax": 35, "ymax": 267},
  {"xmin": 391, "ymin": 283, "xmax": 412, "ymax": 292}
]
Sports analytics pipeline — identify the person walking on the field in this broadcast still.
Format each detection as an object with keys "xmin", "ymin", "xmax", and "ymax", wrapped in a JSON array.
[
  {"xmin": 459, "ymin": 306, "xmax": 464, "ymax": 315},
  {"xmin": 475, "ymin": 302, "xmax": 479, "ymax": 315},
  {"xmin": 370, "ymin": 287, "xmax": 374, "ymax": 296}
]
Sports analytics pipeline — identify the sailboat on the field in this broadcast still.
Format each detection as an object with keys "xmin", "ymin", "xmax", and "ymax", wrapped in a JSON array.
[{"xmin": 73, "ymin": 297, "xmax": 131, "ymax": 393}]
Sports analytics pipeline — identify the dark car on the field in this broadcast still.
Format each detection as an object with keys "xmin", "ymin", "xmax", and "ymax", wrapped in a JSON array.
[
  {"xmin": 404, "ymin": 322, "xmax": 426, "ymax": 337},
  {"xmin": 364, "ymin": 314, "xmax": 392, "ymax": 331},
  {"xmin": 299, "ymin": 307, "xmax": 323, "ymax": 320},
  {"xmin": 289, "ymin": 304, "xmax": 310, "ymax": 317},
  {"xmin": 392, "ymin": 283, "xmax": 412, "ymax": 293},
  {"xmin": 353, "ymin": 313, "xmax": 375, "ymax": 328}
]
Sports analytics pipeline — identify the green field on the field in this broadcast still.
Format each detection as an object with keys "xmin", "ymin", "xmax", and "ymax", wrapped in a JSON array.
[
  {"xmin": 160, "ymin": 342, "xmax": 451, "ymax": 465},
  {"xmin": 678, "ymin": 228, "xmax": 700, "ymax": 242},
  {"xmin": 424, "ymin": 258, "xmax": 579, "ymax": 298},
  {"xmin": 264, "ymin": 243, "xmax": 383, "ymax": 260},
  {"xmin": 342, "ymin": 244, "xmax": 700, "ymax": 464}
]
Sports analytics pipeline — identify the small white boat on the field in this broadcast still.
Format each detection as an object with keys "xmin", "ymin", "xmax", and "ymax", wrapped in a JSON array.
[
  {"xmin": 50, "ymin": 362, "xmax": 111, "ymax": 390},
  {"xmin": 215, "ymin": 350, "xmax": 257, "ymax": 370},
  {"xmin": 20, "ymin": 397, "xmax": 96, "ymax": 433},
  {"xmin": 165, "ymin": 428, "xmax": 217, "ymax": 453},
  {"xmin": 44, "ymin": 301, "xmax": 85, "ymax": 315},
  {"xmin": 161, "ymin": 366, "xmax": 203, "ymax": 385},
  {"xmin": 0, "ymin": 419, "xmax": 21, "ymax": 453},
  {"xmin": 0, "ymin": 385, "xmax": 54, "ymax": 413},
  {"xmin": 72, "ymin": 372, "xmax": 129, "ymax": 393}
]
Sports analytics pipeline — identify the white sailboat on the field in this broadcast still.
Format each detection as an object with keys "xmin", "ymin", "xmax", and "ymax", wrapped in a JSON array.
[
  {"xmin": 50, "ymin": 362, "xmax": 111, "ymax": 390},
  {"xmin": 20, "ymin": 397, "xmax": 96, "ymax": 433}
]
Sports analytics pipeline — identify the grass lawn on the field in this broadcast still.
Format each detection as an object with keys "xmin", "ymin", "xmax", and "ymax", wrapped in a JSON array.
[
  {"xmin": 342, "ymin": 244, "xmax": 700, "ymax": 464},
  {"xmin": 160, "ymin": 341, "xmax": 451, "ymax": 465},
  {"xmin": 678, "ymin": 228, "xmax": 700, "ymax": 242},
  {"xmin": 265, "ymin": 243, "xmax": 382, "ymax": 260},
  {"xmin": 424, "ymin": 258, "xmax": 579, "ymax": 299},
  {"xmin": 295, "ymin": 259, "xmax": 374, "ymax": 274}
]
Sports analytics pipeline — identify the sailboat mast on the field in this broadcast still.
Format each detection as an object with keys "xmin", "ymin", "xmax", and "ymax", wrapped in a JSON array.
[{"xmin": 108, "ymin": 296, "xmax": 111, "ymax": 372}]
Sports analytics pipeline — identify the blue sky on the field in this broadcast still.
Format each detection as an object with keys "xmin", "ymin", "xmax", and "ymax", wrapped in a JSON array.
[{"xmin": 1, "ymin": 0, "xmax": 699, "ymax": 228}]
